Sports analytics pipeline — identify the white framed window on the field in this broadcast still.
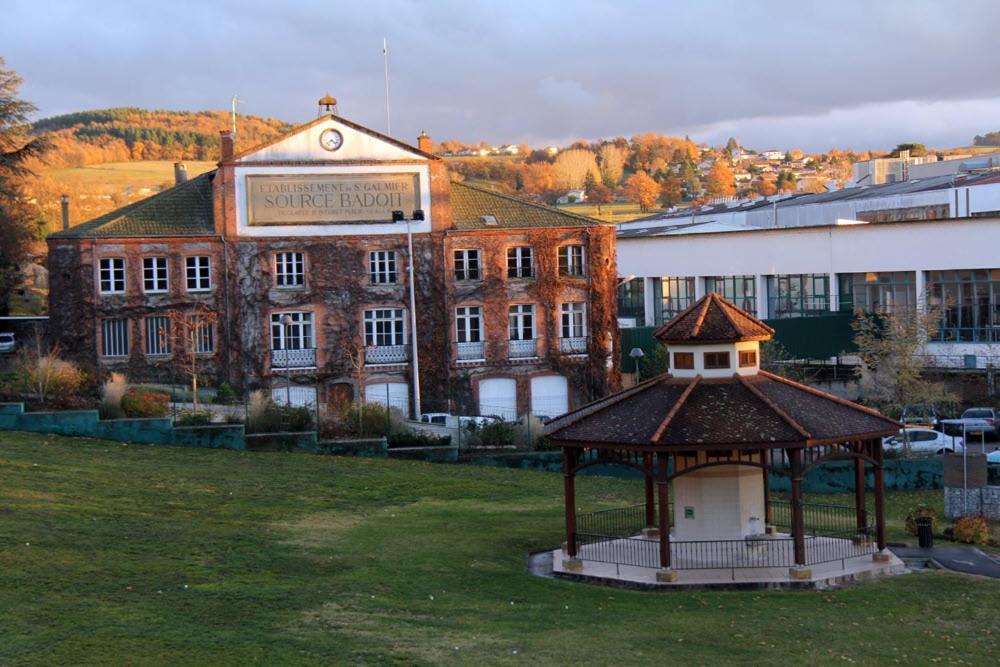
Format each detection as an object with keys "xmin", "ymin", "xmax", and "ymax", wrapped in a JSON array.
[
  {"xmin": 561, "ymin": 302, "xmax": 587, "ymax": 338},
  {"xmin": 454, "ymin": 249, "xmax": 481, "ymax": 281},
  {"xmin": 271, "ymin": 312, "xmax": 314, "ymax": 350},
  {"xmin": 558, "ymin": 245, "xmax": 586, "ymax": 277},
  {"xmin": 142, "ymin": 256, "xmax": 169, "ymax": 293},
  {"xmin": 364, "ymin": 308, "xmax": 406, "ymax": 346},
  {"xmin": 507, "ymin": 246, "xmax": 533, "ymax": 278},
  {"xmin": 99, "ymin": 258, "xmax": 126, "ymax": 294},
  {"xmin": 456, "ymin": 306, "xmax": 483, "ymax": 343},
  {"xmin": 144, "ymin": 316, "xmax": 171, "ymax": 356},
  {"xmin": 369, "ymin": 251, "xmax": 397, "ymax": 285},
  {"xmin": 186, "ymin": 256, "xmax": 212, "ymax": 291},
  {"xmin": 190, "ymin": 317, "xmax": 214, "ymax": 354},
  {"xmin": 101, "ymin": 318, "xmax": 128, "ymax": 357},
  {"xmin": 275, "ymin": 252, "xmax": 304, "ymax": 287},
  {"xmin": 508, "ymin": 304, "xmax": 535, "ymax": 340}
]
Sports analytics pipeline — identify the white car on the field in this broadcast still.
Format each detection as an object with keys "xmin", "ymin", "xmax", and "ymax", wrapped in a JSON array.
[
  {"xmin": 883, "ymin": 428, "xmax": 964, "ymax": 455},
  {"xmin": 420, "ymin": 412, "xmax": 450, "ymax": 426},
  {"xmin": 987, "ymin": 449, "xmax": 1000, "ymax": 463},
  {"xmin": 0, "ymin": 332, "xmax": 14, "ymax": 354}
]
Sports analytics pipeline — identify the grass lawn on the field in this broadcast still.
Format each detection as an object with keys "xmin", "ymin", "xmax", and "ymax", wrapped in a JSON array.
[
  {"xmin": 1, "ymin": 433, "xmax": 998, "ymax": 665},
  {"xmin": 48, "ymin": 160, "xmax": 217, "ymax": 188},
  {"xmin": 556, "ymin": 201, "xmax": 655, "ymax": 223}
]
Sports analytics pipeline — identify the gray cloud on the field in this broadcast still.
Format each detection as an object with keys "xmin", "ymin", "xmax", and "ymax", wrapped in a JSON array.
[{"xmin": 3, "ymin": 0, "xmax": 999, "ymax": 151}]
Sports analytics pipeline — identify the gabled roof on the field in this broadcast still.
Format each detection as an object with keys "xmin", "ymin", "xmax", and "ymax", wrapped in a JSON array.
[
  {"xmin": 655, "ymin": 292, "xmax": 774, "ymax": 344},
  {"xmin": 48, "ymin": 171, "xmax": 216, "ymax": 239},
  {"xmin": 450, "ymin": 181, "xmax": 604, "ymax": 230},
  {"xmin": 544, "ymin": 370, "xmax": 899, "ymax": 448}
]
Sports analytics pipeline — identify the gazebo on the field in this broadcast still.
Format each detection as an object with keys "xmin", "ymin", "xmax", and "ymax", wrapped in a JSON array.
[{"xmin": 545, "ymin": 293, "xmax": 903, "ymax": 586}]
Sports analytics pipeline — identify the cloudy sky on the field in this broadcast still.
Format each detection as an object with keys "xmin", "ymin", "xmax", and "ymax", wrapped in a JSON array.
[{"xmin": 4, "ymin": 0, "xmax": 999, "ymax": 151}]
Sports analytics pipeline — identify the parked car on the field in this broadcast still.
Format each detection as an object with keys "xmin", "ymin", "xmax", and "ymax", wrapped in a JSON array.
[
  {"xmin": 901, "ymin": 404, "xmax": 939, "ymax": 429},
  {"xmin": 958, "ymin": 408, "xmax": 998, "ymax": 436},
  {"xmin": 883, "ymin": 428, "xmax": 964, "ymax": 455},
  {"xmin": 459, "ymin": 415, "xmax": 501, "ymax": 428},
  {"xmin": 0, "ymin": 332, "xmax": 15, "ymax": 354},
  {"xmin": 420, "ymin": 412, "xmax": 450, "ymax": 426},
  {"xmin": 987, "ymin": 449, "xmax": 1000, "ymax": 463}
]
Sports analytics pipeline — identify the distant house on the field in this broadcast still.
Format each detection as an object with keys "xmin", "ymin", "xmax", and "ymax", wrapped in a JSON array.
[
  {"xmin": 761, "ymin": 150, "xmax": 785, "ymax": 161},
  {"xmin": 556, "ymin": 189, "xmax": 587, "ymax": 204},
  {"xmin": 497, "ymin": 144, "xmax": 520, "ymax": 156}
]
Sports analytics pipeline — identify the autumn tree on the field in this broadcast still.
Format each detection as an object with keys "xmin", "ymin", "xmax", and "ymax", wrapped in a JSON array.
[
  {"xmin": 891, "ymin": 143, "xmax": 927, "ymax": 157},
  {"xmin": 776, "ymin": 171, "xmax": 797, "ymax": 192},
  {"xmin": 162, "ymin": 304, "xmax": 219, "ymax": 409},
  {"xmin": 754, "ymin": 178, "xmax": 777, "ymax": 197},
  {"xmin": 520, "ymin": 162, "xmax": 555, "ymax": 198},
  {"xmin": 622, "ymin": 171, "xmax": 660, "ymax": 212},
  {"xmin": 675, "ymin": 154, "xmax": 701, "ymax": 199},
  {"xmin": 0, "ymin": 58, "xmax": 47, "ymax": 316},
  {"xmin": 705, "ymin": 160, "xmax": 736, "ymax": 199},
  {"xmin": 552, "ymin": 148, "xmax": 599, "ymax": 190},
  {"xmin": 585, "ymin": 182, "xmax": 614, "ymax": 215},
  {"xmin": 597, "ymin": 143, "xmax": 627, "ymax": 187},
  {"xmin": 658, "ymin": 175, "xmax": 682, "ymax": 208}
]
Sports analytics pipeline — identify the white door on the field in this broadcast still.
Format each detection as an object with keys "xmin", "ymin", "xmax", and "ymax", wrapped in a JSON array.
[
  {"xmin": 530, "ymin": 375, "xmax": 568, "ymax": 419},
  {"xmin": 478, "ymin": 378, "xmax": 517, "ymax": 421},
  {"xmin": 272, "ymin": 385, "xmax": 317, "ymax": 408},
  {"xmin": 365, "ymin": 382, "xmax": 409, "ymax": 413}
]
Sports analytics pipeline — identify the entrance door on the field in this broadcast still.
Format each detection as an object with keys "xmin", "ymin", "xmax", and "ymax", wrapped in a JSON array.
[
  {"xmin": 478, "ymin": 378, "xmax": 517, "ymax": 421},
  {"xmin": 530, "ymin": 375, "xmax": 568, "ymax": 419}
]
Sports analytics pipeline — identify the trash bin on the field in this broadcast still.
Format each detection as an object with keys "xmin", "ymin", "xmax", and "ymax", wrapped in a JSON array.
[{"xmin": 915, "ymin": 516, "xmax": 933, "ymax": 548}]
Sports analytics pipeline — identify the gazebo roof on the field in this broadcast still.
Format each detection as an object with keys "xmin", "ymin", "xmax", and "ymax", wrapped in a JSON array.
[
  {"xmin": 545, "ymin": 370, "xmax": 899, "ymax": 449},
  {"xmin": 655, "ymin": 292, "xmax": 774, "ymax": 344}
]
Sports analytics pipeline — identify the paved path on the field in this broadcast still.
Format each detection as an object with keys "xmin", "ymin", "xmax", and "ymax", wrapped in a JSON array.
[{"xmin": 891, "ymin": 546, "xmax": 1000, "ymax": 578}]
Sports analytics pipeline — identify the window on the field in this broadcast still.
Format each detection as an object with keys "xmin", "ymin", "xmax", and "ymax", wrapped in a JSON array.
[
  {"xmin": 508, "ymin": 304, "xmax": 535, "ymax": 340},
  {"xmin": 657, "ymin": 276, "xmax": 696, "ymax": 323},
  {"xmin": 454, "ymin": 249, "xmax": 481, "ymax": 281},
  {"xmin": 838, "ymin": 272, "xmax": 915, "ymax": 315},
  {"xmin": 739, "ymin": 350, "xmax": 757, "ymax": 368},
  {"xmin": 186, "ymin": 256, "xmax": 212, "ymax": 291},
  {"xmin": 99, "ymin": 258, "xmax": 125, "ymax": 294},
  {"xmin": 507, "ymin": 246, "xmax": 533, "ymax": 278},
  {"xmin": 673, "ymin": 352, "xmax": 694, "ymax": 370},
  {"xmin": 456, "ymin": 306, "xmax": 483, "ymax": 342},
  {"xmin": 144, "ymin": 316, "xmax": 171, "ymax": 356},
  {"xmin": 766, "ymin": 274, "xmax": 829, "ymax": 319},
  {"xmin": 190, "ymin": 317, "xmax": 214, "ymax": 354},
  {"xmin": 271, "ymin": 312, "xmax": 314, "ymax": 350},
  {"xmin": 704, "ymin": 351, "xmax": 730, "ymax": 370},
  {"xmin": 561, "ymin": 302, "xmax": 587, "ymax": 338},
  {"xmin": 275, "ymin": 252, "xmax": 304, "ymax": 287},
  {"xmin": 369, "ymin": 251, "xmax": 397, "ymax": 285},
  {"xmin": 705, "ymin": 275, "xmax": 756, "ymax": 313},
  {"xmin": 101, "ymin": 318, "xmax": 128, "ymax": 357},
  {"xmin": 142, "ymin": 257, "xmax": 168, "ymax": 293},
  {"xmin": 364, "ymin": 308, "xmax": 406, "ymax": 346},
  {"xmin": 928, "ymin": 269, "xmax": 1000, "ymax": 342},
  {"xmin": 558, "ymin": 245, "xmax": 586, "ymax": 277},
  {"xmin": 617, "ymin": 277, "xmax": 645, "ymax": 321}
]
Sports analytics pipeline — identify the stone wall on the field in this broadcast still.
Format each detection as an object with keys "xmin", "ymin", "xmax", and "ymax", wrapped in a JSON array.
[{"xmin": 944, "ymin": 486, "xmax": 1000, "ymax": 520}]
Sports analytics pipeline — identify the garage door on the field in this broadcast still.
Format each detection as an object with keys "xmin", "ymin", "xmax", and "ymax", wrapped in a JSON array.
[
  {"xmin": 478, "ymin": 378, "xmax": 517, "ymax": 421},
  {"xmin": 530, "ymin": 375, "xmax": 568, "ymax": 419},
  {"xmin": 272, "ymin": 385, "xmax": 317, "ymax": 408},
  {"xmin": 365, "ymin": 382, "xmax": 409, "ymax": 413}
]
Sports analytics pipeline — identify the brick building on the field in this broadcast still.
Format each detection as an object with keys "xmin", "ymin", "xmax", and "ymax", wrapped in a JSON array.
[{"xmin": 47, "ymin": 107, "xmax": 619, "ymax": 418}]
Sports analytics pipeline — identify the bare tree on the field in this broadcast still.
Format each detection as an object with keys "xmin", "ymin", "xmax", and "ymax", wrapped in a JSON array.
[
  {"xmin": 552, "ymin": 149, "xmax": 599, "ymax": 190},
  {"xmin": 161, "ymin": 304, "xmax": 219, "ymax": 410}
]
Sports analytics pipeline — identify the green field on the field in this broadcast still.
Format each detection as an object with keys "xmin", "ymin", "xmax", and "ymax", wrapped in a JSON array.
[
  {"xmin": 556, "ymin": 201, "xmax": 661, "ymax": 223},
  {"xmin": 49, "ymin": 160, "xmax": 217, "ymax": 188},
  {"xmin": 1, "ymin": 432, "xmax": 998, "ymax": 665}
]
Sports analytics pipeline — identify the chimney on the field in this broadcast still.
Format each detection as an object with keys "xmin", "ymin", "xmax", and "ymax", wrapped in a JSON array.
[
  {"xmin": 220, "ymin": 130, "xmax": 235, "ymax": 162},
  {"xmin": 417, "ymin": 130, "xmax": 432, "ymax": 154},
  {"xmin": 60, "ymin": 194, "xmax": 69, "ymax": 231},
  {"xmin": 174, "ymin": 162, "xmax": 188, "ymax": 185}
]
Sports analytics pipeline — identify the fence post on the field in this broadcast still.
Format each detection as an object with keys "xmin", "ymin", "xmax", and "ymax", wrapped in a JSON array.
[
  {"xmin": 657, "ymin": 454, "xmax": 671, "ymax": 569},
  {"xmin": 790, "ymin": 448, "xmax": 806, "ymax": 567},
  {"xmin": 563, "ymin": 448, "xmax": 578, "ymax": 557}
]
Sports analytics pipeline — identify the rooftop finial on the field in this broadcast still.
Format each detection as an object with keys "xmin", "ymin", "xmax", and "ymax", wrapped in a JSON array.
[{"xmin": 318, "ymin": 93, "xmax": 338, "ymax": 116}]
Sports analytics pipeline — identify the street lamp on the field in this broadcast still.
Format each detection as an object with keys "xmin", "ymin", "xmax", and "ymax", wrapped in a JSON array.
[
  {"xmin": 629, "ymin": 347, "xmax": 645, "ymax": 384},
  {"xmin": 281, "ymin": 313, "xmax": 293, "ymax": 407},
  {"xmin": 392, "ymin": 208, "xmax": 424, "ymax": 419}
]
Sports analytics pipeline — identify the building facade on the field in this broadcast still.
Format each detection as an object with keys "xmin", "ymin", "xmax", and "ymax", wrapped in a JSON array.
[{"xmin": 47, "ymin": 110, "xmax": 619, "ymax": 418}]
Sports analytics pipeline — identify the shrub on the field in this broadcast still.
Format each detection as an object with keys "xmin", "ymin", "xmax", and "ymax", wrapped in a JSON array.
[
  {"xmin": 246, "ymin": 390, "xmax": 314, "ymax": 434},
  {"xmin": 176, "ymin": 410, "xmax": 212, "ymax": 426},
  {"xmin": 333, "ymin": 402, "xmax": 405, "ymax": 437},
  {"xmin": 214, "ymin": 382, "xmax": 237, "ymax": 405},
  {"xmin": 387, "ymin": 429, "xmax": 452, "ymax": 448},
  {"xmin": 20, "ymin": 354, "xmax": 86, "ymax": 405},
  {"xmin": 100, "ymin": 372, "xmax": 128, "ymax": 419},
  {"xmin": 121, "ymin": 389, "xmax": 170, "ymax": 418},
  {"xmin": 904, "ymin": 505, "xmax": 940, "ymax": 536},
  {"xmin": 952, "ymin": 514, "xmax": 991, "ymax": 545}
]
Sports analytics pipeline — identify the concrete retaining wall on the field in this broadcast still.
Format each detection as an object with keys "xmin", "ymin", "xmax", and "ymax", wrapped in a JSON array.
[{"xmin": 944, "ymin": 486, "xmax": 1000, "ymax": 519}]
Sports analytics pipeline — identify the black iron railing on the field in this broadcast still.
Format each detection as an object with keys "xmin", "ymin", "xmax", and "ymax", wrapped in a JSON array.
[
  {"xmin": 576, "ymin": 503, "xmax": 656, "ymax": 538},
  {"xmin": 769, "ymin": 499, "xmax": 872, "ymax": 537}
]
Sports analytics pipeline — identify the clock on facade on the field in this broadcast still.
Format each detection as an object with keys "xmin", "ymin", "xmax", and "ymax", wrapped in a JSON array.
[{"xmin": 319, "ymin": 128, "xmax": 343, "ymax": 151}]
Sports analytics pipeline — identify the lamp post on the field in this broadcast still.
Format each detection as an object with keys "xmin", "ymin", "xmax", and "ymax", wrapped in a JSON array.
[
  {"xmin": 281, "ymin": 313, "xmax": 292, "ymax": 407},
  {"xmin": 393, "ymin": 209, "xmax": 423, "ymax": 419},
  {"xmin": 629, "ymin": 347, "xmax": 645, "ymax": 385}
]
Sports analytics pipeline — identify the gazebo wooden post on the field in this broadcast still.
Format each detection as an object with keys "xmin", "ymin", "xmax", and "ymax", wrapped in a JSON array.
[
  {"xmin": 872, "ymin": 439, "xmax": 887, "ymax": 552},
  {"xmin": 854, "ymin": 444, "xmax": 868, "ymax": 533},
  {"xmin": 657, "ymin": 453, "xmax": 670, "ymax": 569},
  {"xmin": 563, "ymin": 447, "xmax": 578, "ymax": 558},
  {"xmin": 789, "ymin": 448, "xmax": 806, "ymax": 568},
  {"xmin": 644, "ymin": 452, "xmax": 655, "ymax": 527},
  {"xmin": 762, "ymin": 449, "xmax": 772, "ymax": 528}
]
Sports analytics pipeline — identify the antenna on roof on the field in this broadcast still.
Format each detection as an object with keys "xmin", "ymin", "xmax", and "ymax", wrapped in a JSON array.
[
  {"xmin": 383, "ymin": 37, "xmax": 392, "ymax": 136},
  {"xmin": 230, "ymin": 94, "xmax": 244, "ymax": 137}
]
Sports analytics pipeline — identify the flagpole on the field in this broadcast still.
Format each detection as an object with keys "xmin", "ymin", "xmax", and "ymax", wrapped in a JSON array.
[{"xmin": 383, "ymin": 37, "xmax": 391, "ymax": 136}]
